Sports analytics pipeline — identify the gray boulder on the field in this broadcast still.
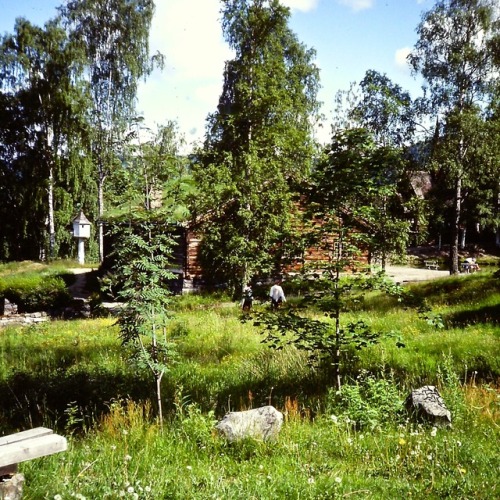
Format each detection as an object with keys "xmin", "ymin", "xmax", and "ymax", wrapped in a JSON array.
[
  {"xmin": 215, "ymin": 405, "xmax": 283, "ymax": 442},
  {"xmin": 0, "ymin": 473, "xmax": 25, "ymax": 500},
  {"xmin": 405, "ymin": 385, "xmax": 452, "ymax": 425}
]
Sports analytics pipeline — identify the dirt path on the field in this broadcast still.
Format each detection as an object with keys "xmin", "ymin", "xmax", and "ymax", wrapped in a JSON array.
[
  {"xmin": 68, "ymin": 268, "xmax": 94, "ymax": 300},
  {"xmin": 385, "ymin": 265, "xmax": 450, "ymax": 283}
]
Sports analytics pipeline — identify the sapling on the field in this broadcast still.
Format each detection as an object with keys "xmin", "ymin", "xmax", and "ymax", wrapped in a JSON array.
[
  {"xmin": 251, "ymin": 219, "xmax": 406, "ymax": 389},
  {"xmin": 106, "ymin": 216, "xmax": 178, "ymax": 423}
]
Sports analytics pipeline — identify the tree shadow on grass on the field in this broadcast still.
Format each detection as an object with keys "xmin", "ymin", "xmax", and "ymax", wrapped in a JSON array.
[
  {"xmin": 446, "ymin": 304, "xmax": 500, "ymax": 327},
  {"xmin": 0, "ymin": 369, "xmax": 152, "ymax": 435}
]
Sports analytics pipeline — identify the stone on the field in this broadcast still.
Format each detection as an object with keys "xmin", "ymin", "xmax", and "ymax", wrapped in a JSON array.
[
  {"xmin": 0, "ymin": 473, "xmax": 25, "ymax": 500},
  {"xmin": 3, "ymin": 300, "xmax": 17, "ymax": 316},
  {"xmin": 215, "ymin": 405, "xmax": 283, "ymax": 442},
  {"xmin": 405, "ymin": 385, "xmax": 452, "ymax": 425}
]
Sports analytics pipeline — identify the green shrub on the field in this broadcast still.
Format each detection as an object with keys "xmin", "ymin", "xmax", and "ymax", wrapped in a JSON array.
[
  {"xmin": 0, "ymin": 272, "xmax": 72, "ymax": 313},
  {"xmin": 326, "ymin": 373, "xmax": 404, "ymax": 430}
]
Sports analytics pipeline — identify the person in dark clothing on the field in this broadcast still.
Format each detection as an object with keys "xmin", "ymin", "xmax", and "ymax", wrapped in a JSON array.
[{"xmin": 242, "ymin": 283, "xmax": 253, "ymax": 311}]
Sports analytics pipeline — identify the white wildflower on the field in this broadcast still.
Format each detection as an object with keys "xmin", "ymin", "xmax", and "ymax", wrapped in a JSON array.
[
  {"xmin": 54, "ymin": 495, "xmax": 63, "ymax": 500},
  {"xmin": 127, "ymin": 486, "xmax": 134, "ymax": 494},
  {"xmin": 308, "ymin": 477, "xmax": 315, "ymax": 484},
  {"xmin": 330, "ymin": 415, "xmax": 338, "ymax": 424},
  {"xmin": 124, "ymin": 455, "xmax": 132, "ymax": 461},
  {"xmin": 186, "ymin": 466, "xmax": 192, "ymax": 471},
  {"xmin": 335, "ymin": 477, "xmax": 342, "ymax": 483},
  {"xmin": 430, "ymin": 427, "xmax": 437, "ymax": 437}
]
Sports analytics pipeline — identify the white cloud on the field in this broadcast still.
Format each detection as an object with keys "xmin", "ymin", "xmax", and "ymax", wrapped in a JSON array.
[
  {"xmin": 394, "ymin": 47, "xmax": 411, "ymax": 72},
  {"xmin": 281, "ymin": 0, "xmax": 319, "ymax": 12},
  {"xmin": 150, "ymin": 0, "xmax": 230, "ymax": 80},
  {"xmin": 137, "ymin": 0, "xmax": 322, "ymax": 147},
  {"xmin": 136, "ymin": 0, "xmax": 231, "ymax": 147},
  {"xmin": 336, "ymin": 0, "xmax": 375, "ymax": 12}
]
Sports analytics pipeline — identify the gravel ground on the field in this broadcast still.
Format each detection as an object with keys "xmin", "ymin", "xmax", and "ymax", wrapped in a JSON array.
[{"xmin": 385, "ymin": 265, "xmax": 451, "ymax": 283}]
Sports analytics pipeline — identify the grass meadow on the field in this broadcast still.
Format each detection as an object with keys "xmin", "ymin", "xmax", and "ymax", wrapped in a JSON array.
[{"xmin": 0, "ymin": 262, "xmax": 498, "ymax": 499}]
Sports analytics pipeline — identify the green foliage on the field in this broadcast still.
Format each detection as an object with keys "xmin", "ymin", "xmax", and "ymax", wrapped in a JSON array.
[
  {"xmin": 0, "ymin": 18, "xmax": 95, "ymax": 261},
  {"xmin": 251, "ymin": 269, "xmax": 408, "ymax": 388},
  {"xmin": 349, "ymin": 70, "xmax": 416, "ymax": 146},
  {"xmin": 59, "ymin": 0, "xmax": 160, "ymax": 261},
  {"xmin": 106, "ymin": 215, "xmax": 179, "ymax": 419},
  {"xmin": 326, "ymin": 373, "xmax": 404, "ymax": 430},
  {"xmin": 409, "ymin": 0, "xmax": 500, "ymax": 271},
  {"xmin": 0, "ymin": 264, "xmax": 499, "ymax": 498},
  {"xmin": 0, "ymin": 271, "xmax": 71, "ymax": 313},
  {"xmin": 312, "ymin": 128, "xmax": 412, "ymax": 268},
  {"xmin": 106, "ymin": 120, "xmax": 192, "ymax": 220},
  {"xmin": 192, "ymin": 0, "xmax": 320, "ymax": 293}
]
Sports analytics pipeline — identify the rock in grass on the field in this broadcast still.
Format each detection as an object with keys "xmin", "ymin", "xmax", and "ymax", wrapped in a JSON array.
[
  {"xmin": 215, "ymin": 406, "xmax": 283, "ymax": 442},
  {"xmin": 0, "ymin": 473, "xmax": 25, "ymax": 500},
  {"xmin": 405, "ymin": 385, "xmax": 452, "ymax": 426}
]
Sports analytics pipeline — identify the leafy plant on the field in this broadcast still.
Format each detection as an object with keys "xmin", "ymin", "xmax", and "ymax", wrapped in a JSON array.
[
  {"xmin": 250, "ymin": 225, "xmax": 408, "ymax": 389},
  {"xmin": 326, "ymin": 373, "xmax": 404, "ymax": 430},
  {"xmin": 106, "ymin": 215, "xmax": 179, "ymax": 423},
  {"xmin": 0, "ymin": 271, "xmax": 72, "ymax": 313}
]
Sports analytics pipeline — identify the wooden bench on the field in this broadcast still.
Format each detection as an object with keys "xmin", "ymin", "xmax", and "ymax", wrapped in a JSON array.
[
  {"xmin": 0, "ymin": 427, "xmax": 67, "ymax": 477},
  {"xmin": 424, "ymin": 260, "xmax": 439, "ymax": 270}
]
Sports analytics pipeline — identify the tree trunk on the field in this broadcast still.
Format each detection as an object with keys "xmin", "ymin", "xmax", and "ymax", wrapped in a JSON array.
[
  {"xmin": 496, "ymin": 183, "xmax": 500, "ymax": 247},
  {"xmin": 450, "ymin": 175, "xmax": 461, "ymax": 274},
  {"xmin": 48, "ymin": 166, "xmax": 56, "ymax": 260},
  {"xmin": 47, "ymin": 126, "xmax": 56, "ymax": 261},
  {"xmin": 156, "ymin": 372, "xmax": 163, "ymax": 427},
  {"xmin": 460, "ymin": 226, "xmax": 466, "ymax": 250},
  {"xmin": 98, "ymin": 171, "xmax": 105, "ymax": 263},
  {"xmin": 333, "ymin": 230, "xmax": 343, "ymax": 390}
]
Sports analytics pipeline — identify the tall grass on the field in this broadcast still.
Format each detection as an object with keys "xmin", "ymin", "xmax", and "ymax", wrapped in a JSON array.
[
  {"xmin": 0, "ymin": 265, "xmax": 498, "ymax": 498},
  {"xmin": 19, "ymin": 386, "xmax": 499, "ymax": 499}
]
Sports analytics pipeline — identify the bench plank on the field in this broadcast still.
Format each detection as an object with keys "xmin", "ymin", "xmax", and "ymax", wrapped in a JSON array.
[
  {"xmin": 0, "ymin": 434, "xmax": 67, "ymax": 469},
  {"xmin": 0, "ymin": 427, "xmax": 54, "ymax": 447}
]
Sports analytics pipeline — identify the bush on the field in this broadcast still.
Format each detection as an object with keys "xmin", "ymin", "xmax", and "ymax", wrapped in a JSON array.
[
  {"xmin": 326, "ymin": 373, "xmax": 404, "ymax": 430},
  {"xmin": 0, "ymin": 272, "xmax": 72, "ymax": 313}
]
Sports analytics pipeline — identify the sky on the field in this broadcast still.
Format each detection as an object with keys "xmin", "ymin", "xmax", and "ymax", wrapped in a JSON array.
[{"xmin": 0, "ymin": 0, "xmax": 435, "ymax": 148}]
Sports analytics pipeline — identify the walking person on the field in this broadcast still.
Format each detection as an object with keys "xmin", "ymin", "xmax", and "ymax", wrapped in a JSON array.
[
  {"xmin": 242, "ymin": 283, "xmax": 253, "ymax": 312},
  {"xmin": 269, "ymin": 279, "xmax": 286, "ymax": 310}
]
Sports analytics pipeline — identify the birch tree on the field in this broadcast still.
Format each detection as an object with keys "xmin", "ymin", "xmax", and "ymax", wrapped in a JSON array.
[
  {"xmin": 59, "ymin": 0, "xmax": 160, "ymax": 262},
  {"xmin": 0, "ymin": 18, "xmax": 91, "ymax": 260},
  {"xmin": 409, "ymin": 0, "xmax": 499, "ymax": 272}
]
